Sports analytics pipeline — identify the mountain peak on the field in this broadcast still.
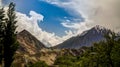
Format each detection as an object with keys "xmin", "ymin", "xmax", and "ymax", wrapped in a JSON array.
[
  {"xmin": 88, "ymin": 25, "xmax": 110, "ymax": 35},
  {"xmin": 92, "ymin": 25, "xmax": 106, "ymax": 31},
  {"xmin": 80, "ymin": 25, "xmax": 108, "ymax": 37},
  {"xmin": 19, "ymin": 29, "xmax": 29, "ymax": 34},
  {"xmin": 17, "ymin": 29, "xmax": 46, "ymax": 54}
]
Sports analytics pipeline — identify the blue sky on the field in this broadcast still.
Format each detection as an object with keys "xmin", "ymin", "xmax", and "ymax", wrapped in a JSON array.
[
  {"xmin": 2, "ymin": 0, "xmax": 120, "ymax": 46},
  {"xmin": 9, "ymin": 0, "xmax": 84, "ymax": 36}
]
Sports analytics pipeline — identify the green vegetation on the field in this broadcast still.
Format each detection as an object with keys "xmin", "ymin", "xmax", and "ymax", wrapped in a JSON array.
[
  {"xmin": 79, "ymin": 32, "xmax": 120, "ymax": 67},
  {"xmin": 0, "ymin": 3, "xmax": 19, "ymax": 67},
  {"xmin": 29, "ymin": 61, "xmax": 48, "ymax": 67},
  {"xmin": 54, "ymin": 56, "xmax": 81, "ymax": 67},
  {"xmin": 54, "ymin": 31, "xmax": 120, "ymax": 67},
  {"xmin": 0, "ymin": 8, "xmax": 5, "ymax": 65}
]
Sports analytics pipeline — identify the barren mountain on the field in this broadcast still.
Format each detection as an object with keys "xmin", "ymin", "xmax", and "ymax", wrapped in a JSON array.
[
  {"xmin": 12, "ymin": 30, "xmax": 47, "ymax": 66},
  {"xmin": 17, "ymin": 30, "xmax": 46, "ymax": 55},
  {"xmin": 13, "ymin": 30, "xmax": 84, "ymax": 66}
]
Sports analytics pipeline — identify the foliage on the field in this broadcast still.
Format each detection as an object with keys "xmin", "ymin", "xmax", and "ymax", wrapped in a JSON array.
[
  {"xmin": 0, "ymin": 2, "xmax": 19, "ymax": 67},
  {"xmin": 29, "ymin": 61, "xmax": 48, "ymax": 67},
  {"xmin": 54, "ymin": 31, "xmax": 120, "ymax": 67},
  {"xmin": 0, "ymin": 8, "xmax": 5, "ymax": 65},
  {"xmin": 80, "ymin": 31, "xmax": 120, "ymax": 67},
  {"xmin": 3, "ymin": 2, "xmax": 19, "ymax": 67},
  {"xmin": 54, "ymin": 55, "xmax": 81, "ymax": 67}
]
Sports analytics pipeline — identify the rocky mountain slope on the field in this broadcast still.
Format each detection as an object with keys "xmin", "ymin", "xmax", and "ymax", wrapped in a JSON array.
[
  {"xmin": 13, "ymin": 30, "xmax": 47, "ymax": 66},
  {"xmin": 17, "ymin": 30, "xmax": 46, "ymax": 55},
  {"xmin": 12, "ymin": 29, "xmax": 84, "ymax": 66},
  {"xmin": 54, "ymin": 25, "xmax": 111, "ymax": 49}
]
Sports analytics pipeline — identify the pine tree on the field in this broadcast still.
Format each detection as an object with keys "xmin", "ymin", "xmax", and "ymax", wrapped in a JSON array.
[
  {"xmin": 0, "ymin": 8, "xmax": 5, "ymax": 65},
  {"xmin": 104, "ymin": 32, "xmax": 117, "ymax": 67},
  {"xmin": 3, "ymin": 2, "xmax": 19, "ymax": 67}
]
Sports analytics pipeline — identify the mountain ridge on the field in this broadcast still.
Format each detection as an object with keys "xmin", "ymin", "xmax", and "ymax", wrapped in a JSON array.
[
  {"xmin": 54, "ymin": 25, "xmax": 112, "ymax": 49},
  {"xmin": 13, "ymin": 26, "xmax": 119, "ymax": 66}
]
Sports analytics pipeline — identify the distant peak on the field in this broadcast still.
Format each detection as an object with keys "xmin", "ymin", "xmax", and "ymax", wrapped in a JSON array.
[
  {"xmin": 91, "ymin": 25, "xmax": 108, "ymax": 32},
  {"xmin": 93, "ymin": 25, "xmax": 106, "ymax": 30}
]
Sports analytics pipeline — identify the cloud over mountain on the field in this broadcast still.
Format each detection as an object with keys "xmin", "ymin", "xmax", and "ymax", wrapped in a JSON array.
[
  {"xmin": 16, "ymin": 11, "xmax": 75, "ymax": 46},
  {"xmin": 44, "ymin": 0, "xmax": 120, "ymax": 32},
  {"xmin": 2, "ymin": 0, "xmax": 120, "ymax": 47},
  {"xmin": 16, "ymin": 11, "xmax": 61, "ymax": 46}
]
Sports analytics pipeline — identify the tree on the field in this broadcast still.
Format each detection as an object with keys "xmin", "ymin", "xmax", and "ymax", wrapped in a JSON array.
[
  {"xmin": 0, "ymin": 8, "xmax": 5, "ymax": 65},
  {"xmin": 3, "ymin": 2, "xmax": 19, "ymax": 67},
  {"xmin": 80, "ymin": 31, "xmax": 120, "ymax": 67}
]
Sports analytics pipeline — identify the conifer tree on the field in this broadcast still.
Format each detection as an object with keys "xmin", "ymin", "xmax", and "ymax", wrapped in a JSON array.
[
  {"xmin": 0, "ymin": 8, "xmax": 5, "ymax": 65},
  {"xmin": 3, "ymin": 2, "xmax": 19, "ymax": 67}
]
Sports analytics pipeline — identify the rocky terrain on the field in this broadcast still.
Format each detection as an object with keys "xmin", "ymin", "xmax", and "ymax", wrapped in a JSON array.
[{"xmin": 13, "ymin": 30, "xmax": 83, "ymax": 67}]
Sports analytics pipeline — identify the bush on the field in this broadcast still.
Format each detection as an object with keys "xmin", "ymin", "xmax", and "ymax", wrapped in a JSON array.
[{"xmin": 29, "ymin": 61, "xmax": 48, "ymax": 67}]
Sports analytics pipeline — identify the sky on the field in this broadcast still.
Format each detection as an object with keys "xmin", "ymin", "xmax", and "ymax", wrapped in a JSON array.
[{"xmin": 1, "ymin": 0, "xmax": 120, "ymax": 47}]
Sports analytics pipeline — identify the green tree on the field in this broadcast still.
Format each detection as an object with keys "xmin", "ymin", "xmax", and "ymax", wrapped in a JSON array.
[
  {"xmin": 80, "ymin": 31, "xmax": 120, "ymax": 67},
  {"xmin": 3, "ymin": 2, "xmax": 19, "ymax": 67},
  {"xmin": 53, "ymin": 31, "xmax": 120, "ymax": 67},
  {"xmin": 0, "ymin": 8, "xmax": 5, "ymax": 65},
  {"xmin": 54, "ymin": 55, "xmax": 81, "ymax": 67}
]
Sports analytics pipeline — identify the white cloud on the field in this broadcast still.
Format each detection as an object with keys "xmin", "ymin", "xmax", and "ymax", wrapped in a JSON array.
[
  {"xmin": 44, "ymin": 0, "xmax": 120, "ymax": 32},
  {"xmin": 61, "ymin": 19, "xmax": 94, "ymax": 36},
  {"xmin": 16, "ymin": 11, "xmax": 82, "ymax": 47},
  {"xmin": 16, "ymin": 11, "xmax": 64, "ymax": 47}
]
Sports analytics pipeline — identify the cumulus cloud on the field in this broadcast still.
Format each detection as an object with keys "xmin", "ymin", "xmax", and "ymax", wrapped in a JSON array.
[
  {"xmin": 16, "ymin": 11, "xmax": 62, "ymax": 47},
  {"xmin": 16, "ymin": 11, "xmax": 74, "ymax": 47},
  {"xmin": 44, "ymin": 0, "xmax": 120, "ymax": 32}
]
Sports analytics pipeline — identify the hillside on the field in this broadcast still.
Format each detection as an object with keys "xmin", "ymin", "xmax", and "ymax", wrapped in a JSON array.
[{"xmin": 12, "ymin": 30, "xmax": 83, "ymax": 67}]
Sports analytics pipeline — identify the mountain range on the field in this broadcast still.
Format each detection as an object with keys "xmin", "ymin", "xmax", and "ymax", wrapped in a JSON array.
[
  {"xmin": 17, "ymin": 25, "xmax": 116, "ymax": 50},
  {"xmin": 14, "ymin": 25, "xmax": 117, "ymax": 66}
]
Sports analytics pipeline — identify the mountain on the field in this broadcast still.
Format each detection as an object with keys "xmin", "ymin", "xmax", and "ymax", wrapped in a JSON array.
[
  {"xmin": 54, "ymin": 25, "xmax": 111, "ymax": 49},
  {"xmin": 14, "ymin": 30, "xmax": 84, "ymax": 66},
  {"xmin": 14, "ymin": 30, "xmax": 54, "ymax": 66},
  {"xmin": 12, "ymin": 30, "xmax": 47, "ymax": 66},
  {"xmin": 17, "ymin": 29, "xmax": 46, "ymax": 55}
]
